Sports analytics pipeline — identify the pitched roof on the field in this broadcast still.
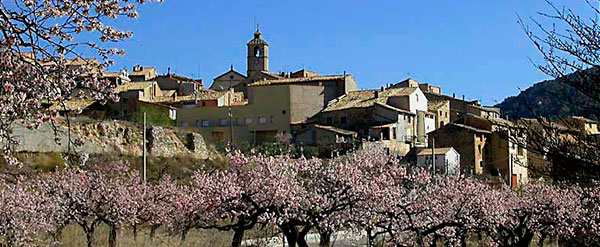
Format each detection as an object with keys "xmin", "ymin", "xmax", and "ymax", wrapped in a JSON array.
[
  {"xmin": 157, "ymin": 74, "xmax": 202, "ymax": 83},
  {"xmin": 247, "ymin": 30, "xmax": 268, "ymax": 45},
  {"xmin": 213, "ymin": 69, "xmax": 247, "ymax": 80},
  {"xmin": 314, "ymin": 125, "xmax": 357, "ymax": 136},
  {"xmin": 143, "ymin": 89, "xmax": 226, "ymax": 103},
  {"xmin": 567, "ymin": 116, "xmax": 597, "ymax": 123},
  {"xmin": 428, "ymin": 99, "xmax": 449, "ymax": 111},
  {"xmin": 114, "ymin": 81, "xmax": 155, "ymax": 93},
  {"xmin": 417, "ymin": 147, "xmax": 456, "ymax": 156},
  {"xmin": 248, "ymin": 74, "xmax": 348, "ymax": 87},
  {"xmin": 323, "ymin": 87, "xmax": 417, "ymax": 113},
  {"xmin": 449, "ymin": 123, "xmax": 493, "ymax": 134},
  {"xmin": 49, "ymin": 98, "xmax": 96, "ymax": 112}
]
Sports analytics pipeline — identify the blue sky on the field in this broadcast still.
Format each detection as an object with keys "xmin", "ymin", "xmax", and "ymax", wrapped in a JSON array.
[{"xmin": 105, "ymin": 0, "xmax": 590, "ymax": 105}]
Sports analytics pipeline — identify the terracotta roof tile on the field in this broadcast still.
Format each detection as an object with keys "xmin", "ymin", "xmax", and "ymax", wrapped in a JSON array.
[
  {"xmin": 314, "ymin": 125, "xmax": 357, "ymax": 136},
  {"xmin": 114, "ymin": 81, "xmax": 154, "ymax": 93},
  {"xmin": 323, "ymin": 87, "xmax": 417, "ymax": 112},
  {"xmin": 417, "ymin": 147, "xmax": 455, "ymax": 156},
  {"xmin": 248, "ymin": 75, "xmax": 348, "ymax": 86}
]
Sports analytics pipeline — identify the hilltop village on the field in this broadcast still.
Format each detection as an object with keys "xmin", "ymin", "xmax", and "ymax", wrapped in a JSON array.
[{"xmin": 56, "ymin": 30, "xmax": 600, "ymax": 189}]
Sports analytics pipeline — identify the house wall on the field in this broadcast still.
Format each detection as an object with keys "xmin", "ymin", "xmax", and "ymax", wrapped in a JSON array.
[
  {"xmin": 429, "ymin": 126, "xmax": 485, "ymax": 175},
  {"xmin": 290, "ymin": 84, "xmax": 326, "ymax": 124},
  {"xmin": 177, "ymin": 84, "xmax": 292, "ymax": 144},
  {"xmin": 410, "ymin": 89, "xmax": 428, "ymax": 114},
  {"xmin": 489, "ymin": 131, "xmax": 528, "ymax": 187},
  {"xmin": 431, "ymin": 100, "xmax": 450, "ymax": 129},
  {"xmin": 416, "ymin": 151, "xmax": 459, "ymax": 175},
  {"xmin": 425, "ymin": 114, "xmax": 436, "ymax": 134}
]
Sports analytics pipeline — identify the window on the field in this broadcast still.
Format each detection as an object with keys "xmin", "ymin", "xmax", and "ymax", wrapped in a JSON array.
[
  {"xmin": 259, "ymin": 117, "xmax": 268, "ymax": 124},
  {"xmin": 518, "ymin": 146, "xmax": 524, "ymax": 156},
  {"xmin": 392, "ymin": 127, "xmax": 397, "ymax": 140},
  {"xmin": 270, "ymin": 116, "xmax": 274, "ymax": 124},
  {"xmin": 326, "ymin": 117, "xmax": 333, "ymax": 125},
  {"xmin": 201, "ymin": 120, "xmax": 210, "ymax": 127},
  {"xmin": 219, "ymin": 119, "xmax": 228, "ymax": 126},
  {"xmin": 202, "ymin": 101, "xmax": 206, "ymax": 107},
  {"xmin": 340, "ymin": 116, "xmax": 347, "ymax": 124},
  {"xmin": 254, "ymin": 47, "xmax": 261, "ymax": 57},
  {"xmin": 180, "ymin": 121, "xmax": 188, "ymax": 127},
  {"xmin": 416, "ymin": 94, "xmax": 419, "ymax": 101},
  {"xmin": 245, "ymin": 117, "xmax": 252, "ymax": 125},
  {"xmin": 282, "ymin": 110, "xmax": 287, "ymax": 115}
]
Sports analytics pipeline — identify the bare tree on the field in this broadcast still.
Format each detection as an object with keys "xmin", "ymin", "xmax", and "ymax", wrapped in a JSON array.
[
  {"xmin": 0, "ymin": 0, "xmax": 159, "ymax": 165},
  {"xmin": 516, "ymin": 0, "xmax": 600, "ymax": 183}
]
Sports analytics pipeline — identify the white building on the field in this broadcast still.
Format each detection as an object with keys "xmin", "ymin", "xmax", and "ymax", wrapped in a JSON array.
[{"xmin": 417, "ymin": 147, "xmax": 460, "ymax": 175}]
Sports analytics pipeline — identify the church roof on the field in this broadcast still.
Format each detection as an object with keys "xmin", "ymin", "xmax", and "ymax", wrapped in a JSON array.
[
  {"xmin": 247, "ymin": 29, "xmax": 268, "ymax": 46},
  {"xmin": 213, "ymin": 68, "xmax": 247, "ymax": 80}
]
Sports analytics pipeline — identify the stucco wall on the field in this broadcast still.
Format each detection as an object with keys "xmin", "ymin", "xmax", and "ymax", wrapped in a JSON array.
[{"xmin": 290, "ymin": 84, "xmax": 326, "ymax": 124}]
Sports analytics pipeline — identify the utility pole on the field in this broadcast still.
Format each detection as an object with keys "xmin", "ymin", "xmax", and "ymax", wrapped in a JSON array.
[
  {"xmin": 143, "ymin": 112, "xmax": 147, "ymax": 184},
  {"xmin": 431, "ymin": 138, "xmax": 435, "ymax": 175},
  {"xmin": 229, "ymin": 75, "xmax": 235, "ymax": 146}
]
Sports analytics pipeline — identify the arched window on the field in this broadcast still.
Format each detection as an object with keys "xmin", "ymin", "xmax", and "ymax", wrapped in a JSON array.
[{"xmin": 254, "ymin": 46, "xmax": 261, "ymax": 57}]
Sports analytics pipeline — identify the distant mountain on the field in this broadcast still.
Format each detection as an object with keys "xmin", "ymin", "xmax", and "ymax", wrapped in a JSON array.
[{"xmin": 495, "ymin": 79, "xmax": 599, "ymax": 120}]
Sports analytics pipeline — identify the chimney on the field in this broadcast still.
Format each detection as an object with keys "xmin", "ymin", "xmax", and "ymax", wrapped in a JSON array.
[{"xmin": 375, "ymin": 90, "xmax": 379, "ymax": 98}]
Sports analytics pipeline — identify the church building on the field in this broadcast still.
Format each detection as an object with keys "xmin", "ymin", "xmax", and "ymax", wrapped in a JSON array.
[
  {"xmin": 180, "ymin": 29, "xmax": 358, "ymax": 144},
  {"xmin": 211, "ymin": 29, "xmax": 284, "ymax": 95}
]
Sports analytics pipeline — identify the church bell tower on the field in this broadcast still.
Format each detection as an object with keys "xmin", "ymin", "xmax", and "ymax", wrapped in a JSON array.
[{"xmin": 247, "ymin": 29, "xmax": 269, "ymax": 78}]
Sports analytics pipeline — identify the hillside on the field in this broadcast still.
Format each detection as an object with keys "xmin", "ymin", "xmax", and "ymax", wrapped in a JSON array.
[
  {"xmin": 6, "ymin": 118, "xmax": 213, "ymax": 159},
  {"xmin": 495, "ymin": 79, "xmax": 600, "ymax": 120}
]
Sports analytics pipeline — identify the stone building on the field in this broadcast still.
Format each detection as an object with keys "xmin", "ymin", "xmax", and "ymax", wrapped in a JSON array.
[
  {"xmin": 178, "ymin": 30, "xmax": 357, "ymax": 144},
  {"xmin": 428, "ymin": 99, "xmax": 450, "ymax": 129},
  {"xmin": 311, "ymin": 86, "xmax": 434, "ymax": 156},
  {"xmin": 295, "ymin": 125, "xmax": 358, "ymax": 157},
  {"xmin": 416, "ymin": 147, "xmax": 460, "ymax": 175},
  {"xmin": 211, "ymin": 29, "xmax": 286, "ymax": 96},
  {"xmin": 155, "ymin": 73, "xmax": 202, "ymax": 96},
  {"xmin": 428, "ymin": 114, "xmax": 528, "ymax": 188},
  {"xmin": 563, "ymin": 116, "xmax": 599, "ymax": 135},
  {"xmin": 129, "ymin": 65, "xmax": 158, "ymax": 82}
]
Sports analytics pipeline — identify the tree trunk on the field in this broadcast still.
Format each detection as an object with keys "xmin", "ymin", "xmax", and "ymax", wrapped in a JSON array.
[
  {"xmin": 318, "ymin": 229, "xmax": 333, "ymax": 247},
  {"xmin": 149, "ymin": 225, "xmax": 159, "ymax": 242},
  {"xmin": 132, "ymin": 224, "xmax": 137, "ymax": 242},
  {"xmin": 231, "ymin": 229, "xmax": 245, "ymax": 247},
  {"xmin": 282, "ymin": 225, "xmax": 299, "ymax": 247},
  {"xmin": 297, "ymin": 226, "xmax": 312, "ymax": 247},
  {"xmin": 515, "ymin": 231, "xmax": 534, "ymax": 247},
  {"xmin": 366, "ymin": 228, "xmax": 374, "ymax": 247},
  {"xmin": 53, "ymin": 226, "xmax": 64, "ymax": 245},
  {"xmin": 86, "ymin": 230, "xmax": 95, "ymax": 247},
  {"xmin": 180, "ymin": 228, "xmax": 189, "ymax": 243},
  {"xmin": 108, "ymin": 225, "xmax": 117, "ymax": 247}
]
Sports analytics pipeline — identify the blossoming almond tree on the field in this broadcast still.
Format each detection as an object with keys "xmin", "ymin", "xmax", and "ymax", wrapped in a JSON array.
[{"xmin": 0, "ymin": 0, "xmax": 159, "ymax": 164}]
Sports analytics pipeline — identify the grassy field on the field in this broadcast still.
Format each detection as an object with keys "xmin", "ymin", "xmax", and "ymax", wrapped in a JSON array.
[{"xmin": 60, "ymin": 224, "xmax": 234, "ymax": 247}]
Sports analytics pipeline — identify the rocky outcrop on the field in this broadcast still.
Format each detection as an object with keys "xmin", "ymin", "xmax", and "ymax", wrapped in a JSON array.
[{"xmin": 21, "ymin": 119, "xmax": 212, "ymax": 159}]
